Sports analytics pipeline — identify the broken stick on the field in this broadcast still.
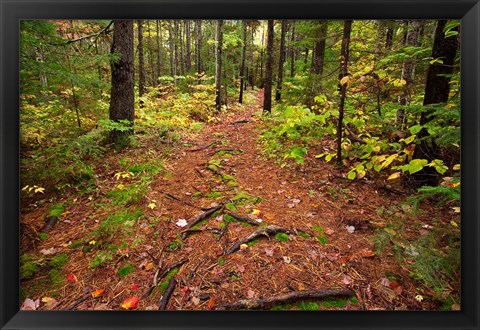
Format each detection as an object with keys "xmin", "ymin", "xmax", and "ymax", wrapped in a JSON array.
[
  {"xmin": 226, "ymin": 225, "xmax": 289, "ymax": 255},
  {"xmin": 224, "ymin": 211, "xmax": 261, "ymax": 226},
  {"xmin": 181, "ymin": 205, "xmax": 224, "ymax": 239},
  {"xmin": 216, "ymin": 288, "xmax": 355, "ymax": 310},
  {"xmin": 158, "ymin": 278, "xmax": 177, "ymax": 310}
]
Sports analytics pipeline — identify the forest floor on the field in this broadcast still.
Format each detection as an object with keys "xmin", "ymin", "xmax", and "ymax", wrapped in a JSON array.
[{"xmin": 19, "ymin": 89, "xmax": 458, "ymax": 311}]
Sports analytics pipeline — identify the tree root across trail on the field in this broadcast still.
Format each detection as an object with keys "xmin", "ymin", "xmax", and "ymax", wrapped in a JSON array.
[{"xmin": 216, "ymin": 288, "xmax": 356, "ymax": 310}]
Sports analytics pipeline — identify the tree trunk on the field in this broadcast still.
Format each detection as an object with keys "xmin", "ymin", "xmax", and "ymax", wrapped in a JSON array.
[
  {"xmin": 174, "ymin": 20, "xmax": 180, "ymax": 77},
  {"xmin": 185, "ymin": 20, "xmax": 191, "ymax": 72},
  {"xmin": 137, "ymin": 20, "xmax": 146, "ymax": 97},
  {"xmin": 396, "ymin": 20, "xmax": 421, "ymax": 128},
  {"xmin": 336, "ymin": 20, "xmax": 352, "ymax": 166},
  {"xmin": 290, "ymin": 21, "xmax": 296, "ymax": 77},
  {"xmin": 179, "ymin": 21, "xmax": 184, "ymax": 75},
  {"xmin": 263, "ymin": 20, "xmax": 274, "ymax": 113},
  {"xmin": 385, "ymin": 21, "xmax": 394, "ymax": 50},
  {"xmin": 196, "ymin": 20, "xmax": 202, "ymax": 77},
  {"xmin": 414, "ymin": 20, "xmax": 459, "ymax": 186},
  {"xmin": 275, "ymin": 20, "xmax": 287, "ymax": 101},
  {"xmin": 239, "ymin": 21, "xmax": 247, "ymax": 103},
  {"xmin": 147, "ymin": 21, "xmax": 155, "ymax": 86},
  {"xmin": 109, "ymin": 20, "xmax": 134, "ymax": 143},
  {"xmin": 156, "ymin": 20, "xmax": 162, "ymax": 80},
  {"xmin": 215, "ymin": 20, "xmax": 224, "ymax": 112},
  {"xmin": 168, "ymin": 20, "xmax": 175, "ymax": 77},
  {"xmin": 311, "ymin": 20, "xmax": 328, "ymax": 76}
]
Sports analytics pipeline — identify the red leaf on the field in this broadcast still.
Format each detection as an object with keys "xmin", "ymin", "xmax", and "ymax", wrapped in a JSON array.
[
  {"xmin": 361, "ymin": 248, "xmax": 376, "ymax": 258},
  {"xmin": 91, "ymin": 289, "xmax": 106, "ymax": 298},
  {"xmin": 132, "ymin": 284, "xmax": 139, "ymax": 291},
  {"xmin": 121, "ymin": 296, "xmax": 139, "ymax": 310},
  {"xmin": 207, "ymin": 296, "xmax": 216, "ymax": 310},
  {"xmin": 66, "ymin": 273, "xmax": 78, "ymax": 283}
]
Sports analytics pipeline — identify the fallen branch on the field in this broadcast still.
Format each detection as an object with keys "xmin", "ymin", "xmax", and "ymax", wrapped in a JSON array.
[
  {"xmin": 189, "ymin": 141, "xmax": 219, "ymax": 152},
  {"xmin": 224, "ymin": 211, "xmax": 261, "ymax": 226},
  {"xmin": 205, "ymin": 165, "xmax": 227, "ymax": 183},
  {"xmin": 226, "ymin": 225, "xmax": 289, "ymax": 255},
  {"xmin": 216, "ymin": 288, "xmax": 355, "ymax": 310},
  {"xmin": 181, "ymin": 205, "xmax": 224, "ymax": 239},
  {"xmin": 181, "ymin": 227, "xmax": 222, "ymax": 239},
  {"xmin": 158, "ymin": 278, "xmax": 177, "ymax": 310},
  {"xmin": 342, "ymin": 123, "xmax": 367, "ymax": 145}
]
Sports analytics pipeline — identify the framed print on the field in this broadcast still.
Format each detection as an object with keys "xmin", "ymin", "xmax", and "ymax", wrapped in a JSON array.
[{"xmin": 1, "ymin": 0, "xmax": 479, "ymax": 329}]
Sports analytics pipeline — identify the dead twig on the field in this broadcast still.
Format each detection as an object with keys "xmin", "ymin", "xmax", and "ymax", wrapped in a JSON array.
[
  {"xmin": 229, "ymin": 119, "xmax": 249, "ymax": 125},
  {"xmin": 226, "ymin": 225, "xmax": 289, "ymax": 255},
  {"xmin": 158, "ymin": 189, "xmax": 199, "ymax": 209},
  {"xmin": 158, "ymin": 278, "xmax": 177, "ymax": 310},
  {"xmin": 216, "ymin": 288, "xmax": 355, "ymax": 310}
]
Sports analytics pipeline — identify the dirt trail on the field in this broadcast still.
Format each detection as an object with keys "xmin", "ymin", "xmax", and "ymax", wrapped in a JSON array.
[{"xmin": 20, "ymin": 90, "xmax": 443, "ymax": 310}]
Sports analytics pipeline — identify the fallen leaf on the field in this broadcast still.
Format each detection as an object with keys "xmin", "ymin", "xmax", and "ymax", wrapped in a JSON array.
[
  {"xmin": 148, "ymin": 203, "xmax": 156, "ymax": 210},
  {"xmin": 393, "ymin": 285, "xmax": 403, "ymax": 295},
  {"xmin": 67, "ymin": 273, "xmax": 78, "ymax": 283},
  {"xmin": 42, "ymin": 297, "xmax": 54, "ymax": 303},
  {"xmin": 325, "ymin": 253, "xmax": 339, "ymax": 262},
  {"xmin": 251, "ymin": 209, "xmax": 261, "ymax": 215},
  {"xmin": 324, "ymin": 228, "xmax": 335, "ymax": 235},
  {"xmin": 239, "ymin": 244, "xmax": 249, "ymax": 250},
  {"xmin": 342, "ymin": 275, "xmax": 353, "ymax": 285},
  {"xmin": 264, "ymin": 248, "xmax": 274, "ymax": 256},
  {"xmin": 39, "ymin": 247, "xmax": 57, "ymax": 255},
  {"xmin": 236, "ymin": 264, "xmax": 245, "ymax": 273},
  {"xmin": 145, "ymin": 262, "xmax": 154, "ymax": 271},
  {"xmin": 132, "ymin": 284, "xmax": 139, "ymax": 291},
  {"xmin": 91, "ymin": 289, "xmax": 106, "ymax": 298},
  {"xmin": 283, "ymin": 256, "xmax": 291, "ymax": 264},
  {"xmin": 176, "ymin": 219, "xmax": 188, "ymax": 227},
  {"xmin": 361, "ymin": 248, "xmax": 376, "ymax": 258},
  {"xmin": 346, "ymin": 225, "xmax": 355, "ymax": 234},
  {"xmin": 247, "ymin": 289, "xmax": 256, "ymax": 299},
  {"xmin": 380, "ymin": 277, "xmax": 391, "ymax": 287},
  {"xmin": 207, "ymin": 296, "xmax": 216, "ymax": 310},
  {"xmin": 121, "ymin": 296, "xmax": 139, "ymax": 310},
  {"xmin": 21, "ymin": 298, "xmax": 39, "ymax": 310},
  {"xmin": 451, "ymin": 303, "xmax": 460, "ymax": 311},
  {"xmin": 450, "ymin": 220, "xmax": 458, "ymax": 227},
  {"xmin": 452, "ymin": 207, "xmax": 460, "ymax": 213},
  {"xmin": 415, "ymin": 294, "xmax": 424, "ymax": 302},
  {"xmin": 43, "ymin": 298, "xmax": 58, "ymax": 309},
  {"xmin": 89, "ymin": 240, "xmax": 96, "ymax": 245},
  {"xmin": 191, "ymin": 297, "xmax": 201, "ymax": 305}
]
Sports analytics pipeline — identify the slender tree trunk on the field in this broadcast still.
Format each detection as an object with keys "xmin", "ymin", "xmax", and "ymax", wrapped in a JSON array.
[
  {"xmin": 68, "ymin": 21, "xmax": 81, "ymax": 128},
  {"xmin": 250, "ymin": 23, "xmax": 255, "ymax": 89},
  {"xmin": 336, "ymin": 20, "xmax": 352, "ymax": 166},
  {"xmin": 239, "ymin": 21, "xmax": 247, "ymax": 103},
  {"xmin": 147, "ymin": 21, "xmax": 155, "ymax": 86},
  {"xmin": 385, "ymin": 21, "xmax": 394, "ymax": 50},
  {"xmin": 290, "ymin": 21, "xmax": 296, "ymax": 77},
  {"xmin": 396, "ymin": 20, "xmax": 421, "ymax": 128},
  {"xmin": 169, "ymin": 21, "xmax": 175, "ymax": 77},
  {"xmin": 137, "ymin": 20, "xmax": 146, "ymax": 97},
  {"xmin": 196, "ymin": 20, "xmax": 202, "ymax": 77},
  {"xmin": 275, "ymin": 20, "xmax": 287, "ymax": 101},
  {"xmin": 259, "ymin": 28, "xmax": 265, "ymax": 87},
  {"xmin": 215, "ymin": 20, "xmax": 224, "ymax": 112},
  {"xmin": 263, "ymin": 20, "xmax": 274, "ymax": 113},
  {"xmin": 179, "ymin": 21, "xmax": 184, "ymax": 75},
  {"xmin": 156, "ymin": 20, "xmax": 162, "ymax": 79},
  {"xmin": 174, "ymin": 20, "xmax": 180, "ymax": 77},
  {"xmin": 109, "ymin": 20, "xmax": 134, "ymax": 143},
  {"xmin": 185, "ymin": 20, "xmax": 191, "ymax": 72}
]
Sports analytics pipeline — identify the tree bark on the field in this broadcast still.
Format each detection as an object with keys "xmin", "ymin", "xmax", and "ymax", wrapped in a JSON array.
[
  {"xmin": 215, "ymin": 20, "xmax": 224, "ymax": 112},
  {"xmin": 275, "ymin": 20, "xmax": 287, "ymax": 101},
  {"xmin": 137, "ymin": 20, "xmax": 146, "ymax": 97},
  {"xmin": 290, "ymin": 21, "xmax": 296, "ymax": 77},
  {"xmin": 185, "ymin": 20, "xmax": 191, "ymax": 72},
  {"xmin": 196, "ymin": 20, "xmax": 202, "ymax": 76},
  {"xmin": 239, "ymin": 21, "xmax": 247, "ymax": 103},
  {"xmin": 168, "ymin": 20, "xmax": 175, "ymax": 77},
  {"xmin": 336, "ymin": 20, "xmax": 352, "ymax": 166},
  {"xmin": 156, "ymin": 20, "xmax": 162, "ymax": 80},
  {"xmin": 263, "ymin": 20, "xmax": 274, "ymax": 113},
  {"xmin": 109, "ymin": 20, "xmax": 134, "ymax": 143},
  {"xmin": 311, "ymin": 20, "xmax": 328, "ymax": 76}
]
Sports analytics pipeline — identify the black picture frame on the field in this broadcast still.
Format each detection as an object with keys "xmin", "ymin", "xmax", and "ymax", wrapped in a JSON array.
[{"xmin": 1, "ymin": 0, "xmax": 479, "ymax": 329}]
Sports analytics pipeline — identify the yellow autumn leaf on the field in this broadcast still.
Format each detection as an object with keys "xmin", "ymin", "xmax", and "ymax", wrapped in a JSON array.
[
  {"xmin": 387, "ymin": 172, "xmax": 401, "ymax": 180},
  {"xmin": 42, "ymin": 297, "xmax": 54, "ymax": 303},
  {"xmin": 88, "ymin": 196, "xmax": 93, "ymax": 201},
  {"xmin": 356, "ymin": 170, "xmax": 366, "ymax": 179},
  {"xmin": 450, "ymin": 220, "xmax": 458, "ymax": 227},
  {"xmin": 34, "ymin": 187, "xmax": 45, "ymax": 194},
  {"xmin": 251, "ymin": 209, "xmax": 261, "ymax": 215},
  {"xmin": 340, "ymin": 76, "xmax": 350, "ymax": 86},
  {"xmin": 453, "ymin": 164, "xmax": 460, "ymax": 171},
  {"xmin": 89, "ymin": 240, "xmax": 96, "ymax": 245},
  {"xmin": 148, "ymin": 203, "xmax": 156, "ymax": 210}
]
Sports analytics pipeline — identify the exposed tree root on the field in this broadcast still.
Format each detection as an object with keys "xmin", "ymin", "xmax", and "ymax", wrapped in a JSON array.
[
  {"xmin": 224, "ymin": 211, "xmax": 261, "ymax": 226},
  {"xmin": 189, "ymin": 141, "xmax": 219, "ymax": 152},
  {"xmin": 144, "ymin": 259, "xmax": 188, "ymax": 299},
  {"xmin": 181, "ymin": 227, "xmax": 222, "ymax": 239},
  {"xmin": 209, "ymin": 149, "xmax": 243, "ymax": 157},
  {"xmin": 229, "ymin": 119, "xmax": 249, "ymax": 125},
  {"xmin": 216, "ymin": 288, "xmax": 355, "ymax": 310},
  {"xmin": 181, "ymin": 205, "xmax": 224, "ymax": 239},
  {"xmin": 158, "ymin": 278, "xmax": 177, "ymax": 310},
  {"xmin": 226, "ymin": 225, "xmax": 289, "ymax": 255},
  {"xmin": 40, "ymin": 216, "xmax": 58, "ymax": 232},
  {"xmin": 157, "ymin": 189, "xmax": 199, "ymax": 209}
]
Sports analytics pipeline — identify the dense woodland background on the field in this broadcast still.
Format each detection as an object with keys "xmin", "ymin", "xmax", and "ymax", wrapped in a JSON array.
[{"xmin": 19, "ymin": 20, "xmax": 460, "ymax": 311}]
